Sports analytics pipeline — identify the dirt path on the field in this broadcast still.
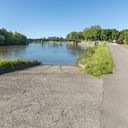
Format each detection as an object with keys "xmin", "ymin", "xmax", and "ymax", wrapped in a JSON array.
[
  {"xmin": 101, "ymin": 44, "xmax": 128, "ymax": 128},
  {"xmin": 0, "ymin": 65, "xmax": 103, "ymax": 128}
]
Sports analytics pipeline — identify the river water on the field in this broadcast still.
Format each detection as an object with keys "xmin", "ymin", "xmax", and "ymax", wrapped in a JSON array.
[{"xmin": 0, "ymin": 43, "xmax": 83, "ymax": 65}]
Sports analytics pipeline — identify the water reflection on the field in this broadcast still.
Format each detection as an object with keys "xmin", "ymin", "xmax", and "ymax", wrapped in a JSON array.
[
  {"xmin": 0, "ymin": 45, "xmax": 27, "ymax": 59},
  {"xmin": 0, "ymin": 43, "xmax": 83, "ymax": 65},
  {"xmin": 66, "ymin": 45, "xmax": 83, "ymax": 56}
]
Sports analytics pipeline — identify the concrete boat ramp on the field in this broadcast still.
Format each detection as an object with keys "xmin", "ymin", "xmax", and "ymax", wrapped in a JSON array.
[{"xmin": 0, "ymin": 44, "xmax": 128, "ymax": 128}]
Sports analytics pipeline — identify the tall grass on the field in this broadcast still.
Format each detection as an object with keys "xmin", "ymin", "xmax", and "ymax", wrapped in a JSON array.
[
  {"xmin": 0, "ymin": 59, "xmax": 39, "ymax": 68},
  {"xmin": 77, "ymin": 44, "xmax": 113, "ymax": 77}
]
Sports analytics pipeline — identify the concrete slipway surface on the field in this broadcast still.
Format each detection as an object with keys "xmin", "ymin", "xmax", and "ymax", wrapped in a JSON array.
[
  {"xmin": 101, "ymin": 44, "xmax": 128, "ymax": 128},
  {"xmin": 0, "ymin": 44, "xmax": 127, "ymax": 128}
]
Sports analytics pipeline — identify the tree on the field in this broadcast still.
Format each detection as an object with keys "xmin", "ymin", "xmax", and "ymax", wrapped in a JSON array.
[
  {"xmin": 5, "ymin": 31, "xmax": 14, "ymax": 44},
  {"xmin": 13, "ymin": 32, "xmax": 27, "ymax": 44},
  {"xmin": 0, "ymin": 35, "xmax": 5, "ymax": 45},
  {"xmin": 47, "ymin": 36, "xmax": 65, "ymax": 41},
  {"xmin": 100, "ymin": 29, "xmax": 112, "ymax": 41},
  {"xmin": 120, "ymin": 29, "xmax": 128, "ymax": 43},
  {"xmin": 0, "ymin": 28, "xmax": 8, "ymax": 36},
  {"xmin": 66, "ymin": 32, "xmax": 84, "ymax": 40},
  {"xmin": 124, "ymin": 36, "xmax": 128, "ymax": 44},
  {"xmin": 83, "ymin": 25, "xmax": 102, "ymax": 41},
  {"xmin": 111, "ymin": 29, "xmax": 119, "ymax": 41},
  {"xmin": 0, "ymin": 28, "xmax": 27, "ymax": 45},
  {"xmin": 66, "ymin": 25, "xmax": 128, "ymax": 43}
]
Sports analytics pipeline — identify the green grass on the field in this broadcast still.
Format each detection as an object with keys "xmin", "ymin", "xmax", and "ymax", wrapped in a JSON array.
[
  {"xmin": 0, "ymin": 59, "xmax": 39, "ymax": 68},
  {"xmin": 77, "ymin": 44, "xmax": 113, "ymax": 77},
  {"xmin": 123, "ymin": 44, "xmax": 128, "ymax": 47}
]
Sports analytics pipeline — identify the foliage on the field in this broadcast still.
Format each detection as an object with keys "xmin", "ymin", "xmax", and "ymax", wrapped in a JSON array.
[
  {"xmin": 66, "ymin": 32, "xmax": 84, "ymax": 40},
  {"xmin": 77, "ymin": 47, "xmax": 95, "ymax": 64},
  {"xmin": 83, "ymin": 25, "xmax": 102, "ymax": 41},
  {"xmin": 47, "ymin": 36, "xmax": 65, "ymax": 41},
  {"xmin": 66, "ymin": 25, "xmax": 124, "ymax": 42},
  {"xmin": 28, "ymin": 36, "xmax": 65, "ymax": 43},
  {"xmin": 0, "ymin": 28, "xmax": 27, "ymax": 45},
  {"xmin": 83, "ymin": 26, "xmax": 120, "ymax": 42},
  {"xmin": 120, "ymin": 29, "xmax": 128, "ymax": 43},
  {"xmin": 0, "ymin": 35, "xmax": 5, "ymax": 44},
  {"xmin": 124, "ymin": 36, "xmax": 128, "ymax": 44},
  {"xmin": 100, "ymin": 29, "xmax": 119, "ymax": 41},
  {"xmin": 0, "ymin": 59, "xmax": 39, "ymax": 68},
  {"xmin": 111, "ymin": 29, "xmax": 120, "ymax": 41},
  {"xmin": 12, "ymin": 32, "xmax": 27, "ymax": 44},
  {"xmin": 77, "ymin": 44, "xmax": 113, "ymax": 77}
]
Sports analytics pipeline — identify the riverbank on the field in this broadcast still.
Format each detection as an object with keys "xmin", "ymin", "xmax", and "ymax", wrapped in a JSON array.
[
  {"xmin": 77, "ymin": 44, "xmax": 113, "ymax": 77},
  {"xmin": 0, "ymin": 59, "xmax": 40, "ymax": 74},
  {"xmin": 66, "ymin": 40, "xmax": 109, "ymax": 48}
]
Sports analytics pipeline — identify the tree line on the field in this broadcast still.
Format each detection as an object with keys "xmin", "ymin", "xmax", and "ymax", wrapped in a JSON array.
[
  {"xmin": 1, "ymin": 26, "xmax": 128, "ymax": 45},
  {"xmin": 66, "ymin": 25, "xmax": 128, "ymax": 43},
  {"xmin": 0, "ymin": 28, "xmax": 27, "ymax": 45},
  {"xmin": 28, "ymin": 36, "xmax": 65, "ymax": 43}
]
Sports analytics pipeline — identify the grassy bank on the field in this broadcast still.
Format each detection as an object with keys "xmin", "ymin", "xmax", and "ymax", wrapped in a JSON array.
[
  {"xmin": 77, "ymin": 44, "xmax": 113, "ymax": 77},
  {"xmin": 123, "ymin": 44, "xmax": 128, "ymax": 47},
  {"xmin": 0, "ymin": 59, "xmax": 39, "ymax": 68}
]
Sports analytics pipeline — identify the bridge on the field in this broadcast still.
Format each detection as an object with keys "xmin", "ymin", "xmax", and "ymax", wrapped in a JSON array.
[{"xmin": 28, "ymin": 39, "xmax": 82, "ymax": 46}]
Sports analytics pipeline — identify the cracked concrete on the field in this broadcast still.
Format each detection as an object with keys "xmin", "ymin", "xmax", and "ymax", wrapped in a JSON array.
[{"xmin": 0, "ymin": 65, "xmax": 103, "ymax": 128}]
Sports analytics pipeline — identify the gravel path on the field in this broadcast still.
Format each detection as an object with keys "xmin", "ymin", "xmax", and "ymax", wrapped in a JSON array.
[
  {"xmin": 101, "ymin": 44, "xmax": 128, "ymax": 128},
  {"xmin": 0, "ymin": 65, "xmax": 103, "ymax": 128}
]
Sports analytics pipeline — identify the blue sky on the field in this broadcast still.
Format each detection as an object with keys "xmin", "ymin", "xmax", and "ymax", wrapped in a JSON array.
[{"xmin": 0, "ymin": 0, "xmax": 128, "ymax": 38}]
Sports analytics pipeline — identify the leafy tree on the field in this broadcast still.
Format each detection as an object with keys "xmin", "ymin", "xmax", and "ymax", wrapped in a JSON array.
[
  {"xmin": 66, "ymin": 32, "xmax": 84, "ymax": 40},
  {"xmin": 0, "ymin": 28, "xmax": 27, "ymax": 45},
  {"xmin": 100, "ymin": 29, "xmax": 112, "ymax": 41},
  {"xmin": 13, "ymin": 32, "xmax": 27, "ymax": 44},
  {"xmin": 0, "ymin": 28, "xmax": 8, "ymax": 36},
  {"xmin": 124, "ymin": 36, "xmax": 128, "ymax": 44},
  {"xmin": 47, "ymin": 36, "xmax": 65, "ymax": 41},
  {"xmin": 111, "ymin": 29, "xmax": 119, "ymax": 41},
  {"xmin": 0, "ymin": 35, "xmax": 5, "ymax": 45},
  {"xmin": 5, "ymin": 31, "xmax": 14, "ymax": 44},
  {"xmin": 83, "ymin": 25, "xmax": 102, "ymax": 41},
  {"xmin": 120, "ymin": 29, "xmax": 128, "ymax": 43}
]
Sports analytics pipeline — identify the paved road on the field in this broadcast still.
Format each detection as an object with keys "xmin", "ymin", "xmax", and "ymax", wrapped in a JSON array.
[
  {"xmin": 101, "ymin": 44, "xmax": 128, "ymax": 128},
  {"xmin": 0, "ymin": 65, "xmax": 103, "ymax": 128}
]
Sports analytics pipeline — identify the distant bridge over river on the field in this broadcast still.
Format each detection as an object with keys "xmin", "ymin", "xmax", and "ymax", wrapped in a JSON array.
[{"xmin": 28, "ymin": 39, "xmax": 82, "ymax": 46}]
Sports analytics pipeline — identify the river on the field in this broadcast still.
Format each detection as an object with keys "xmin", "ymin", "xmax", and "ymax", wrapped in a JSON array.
[{"xmin": 0, "ymin": 43, "xmax": 83, "ymax": 65}]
